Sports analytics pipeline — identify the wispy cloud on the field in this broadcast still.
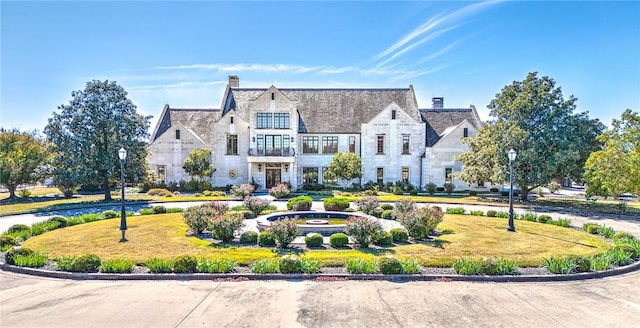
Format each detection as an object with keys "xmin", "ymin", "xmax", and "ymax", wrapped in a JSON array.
[
  {"xmin": 371, "ymin": 1, "xmax": 504, "ymax": 68},
  {"xmin": 154, "ymin": 63, "xmax": 325, "ymax": 74}
]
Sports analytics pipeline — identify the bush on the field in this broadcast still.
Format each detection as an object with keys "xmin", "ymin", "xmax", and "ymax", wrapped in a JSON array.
[
  {"xmin": 47, "ymin": 216, "xmax": 68, "ymax": 228},
  {"xmin": 494, "ymin": 257, "xmax": 519, "ymax": 275},
  {"xmin": 543, "ymin": 257, "xmax": 576, "ymax": 274},
  {"xmin": 183, "ymin": 205, "xmax": 213, "ymax": 234},
  {"xmin": 166, "ymin": 208, "xmax": 184, "ymax": 213},
  {"xmin": 31, "ymin": 221, "xmax": 61, "ymax": 236},
  {"xmin": 396, "ymin": 207, "xmax": 444, "ymax": 240},
  {"xmin": 146, "ymin": 258, "xmax": 174, "ymax": 273},
  {"xmin": 446, "ymin": 207, "xmax": 466, "ymax": 215},
  {"xmin": 251, "ymin": 259, "xmax": 280, "ymax": 273},
  {"xmin": 5, "ymin": 248, "xmax": 35, "ymax": 265},
  {"xmin": 355, "ymin": 195, "xmax": 380, "ymax": 215},
  {"xmin": 426, "ymin": 182, "xmax": 437, "ymax": 195},
  {"xmin": 489, "ymin": 187, "xmax": 500, "ymax": 193},
  {"xmin": 173, "ymin": 255, "xmax": 198, "ymax": 273},
  {"xmin": 469, "ymin": 210, "xmax": 484, "ymax": 216},
  {"xmin": 203, "ymin": 190, "xmax": 226, "ymax": 197},
  {"xmin": 378, "ymin": 256, "xmax": 402, "ymax": 274},
  {"xmin": 148, "ymin": 188, "xmax": 172, "ymax": 197},
  {"xmin": 612, "ymin": 232, "xmax": 637, "ymax": 244},
  {"xmin": 13, "ymin": 252, "xmax": 48, "ymax": 268},
  {"xmin": 548, "ymin": 218, "xmax": 572, "ymax": 228},
  {"xmin": 239, "ymin": 231, "xmax": 258, "ymax": 244},
  {"xmin": 372, "ymin": 230, "xmax": 393, "ymax": 246},
  {"xmin": 258, "ymin": 230, "xmax": 276, "ymax": 247},
  {"xmin": 152, "ymin": 206, "xmax": 167, "ymax": 214},
  {"xmin": 444, "ymin": 183, "xmax": 455, "ymax": 195},
  {"xmin": 300, "ymin": 258, "xmax": 322, "ymax": 274},
  {"xmin": 329, "ymin": 233, "xmax": 349, "ymax": 248},
  {"xmin": 394, "ymin": 197, "xmax": 416, "ymax": 214},
  {"xmin": 612, "ymin": 244, "xmax": 638, "ymax": 260},
  {"xmin": 139, "ymin": 208, "xmax": 155, "ymax": 215},
  {"xmin": 379, "ymin": 203, "xmax": 393, "ymax": 211},
  {"xmin": 589, "ymin": 254, "xmax": 612, "ymax": 271},
  {"xmin": 597, "ymin": 225, "xmax": 616, "ymax": 238},
  {"xmin": 469, "ymin": 190, "xmax": 478, "ymax": 196},
  {"xmin": 583, "ymin": 223, "xmax": 600, "ymax": 234},
  {"xmin": 305, "ymin": 233, "xmax": 324, "ymax": 247},
  {"xmin": 381, "ymin": 209, "xmax": 394, "ymax": 220},
  {"xmin": 486, "ymin": 210, "xmax": 497, "ymax": 217},
  {"xmin": 606, "ymin": 247, "xmax": 634, "ymax": 266},
  {"xmin": 520, "ymin": 213, "xmax": 537, "ymax": 222},
  {"xmin": 231, "ymin": 183, "xmax": 255, "ymax": 199},
  {"xmin": 537, "ymin": 215, "xmax": 552, "ymax": 223},
  {"xmin": 279, "ymin": 255, "xmax": 303, "ymax": 273},
  {"xmin": 100, "ymin": 259, "xmax": 135, "ymax": 273},
  {"xmin": 287, "ymin": 196, "xmax": 313, "ymax": 211},
  {"xmin": 270, "ymin": 218, "xmax": 299, "ymax": 248},
  {"xmin": 243, "ymin": 197, "xmax": 272, "ymax": 217},
  {"xmin": 399, "ymin": 258, "xmax": 420, "ymax": 274},
  {"xmin": 269, "ymin": 183, "xmax": 292, "ymax": 198},
  {"xmin": 389, "ymin": 228, "xmax": 409, "ymax": 243},
  {"xmin": 344, "ymin": 258, "xmax": 378, "ymax": 274},
  {"xmin": 56, "ymin": 256, "xmax": 76, "ymax": 271},
  {"xmin": 495, "ymin": 211, "xmax": 509, "ymax": 218},
  {"xmin": 345, "ymin": 216, "xmax": 382, "ymax": 247},
  {"xmin": 7, "ymin": 224, "xmax": 31, "ymax": 234},
  {"xmin": 452, "ymin": 258, "xmax": 482, "ymax": 275},
  {"xmin": 70, "ymin": 254, "xmax": 102, "ymax": 273},
  {"xmin": 323, "ymin": 197, "xmax": 350, "ymax": 211},
  {"xmin": 102, "ymin": 210, "xmax": 118, "ymax": 219},
  {"xmin": 209, "ymin": 212, "xmax": 244, "ymax": 242},
  {"xmin": 567, "ymin": 255, "xmax": 591, "ymax": 273},
  {"xmin": 0, "ymin": 235, "xmax": 18, "ymax": 251},
  {"xmin": 197, "ymin": 258, "xmax": 236, "ymax": 273},
  {"xmin": 229, "ymin": 210, "xmax": 255, "ymax": 220}
]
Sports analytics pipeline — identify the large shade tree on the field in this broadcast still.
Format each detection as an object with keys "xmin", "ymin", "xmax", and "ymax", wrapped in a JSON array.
[
  {"xmin": 0, "ymin": 128, "xmax": 49, "ymax": 199},
  {"xmin": 45, "ymin": 80, "xmax": 151, "ymax": 201},
  {"xmin": 457, "ymin": 72, "xmax": 605, "ymax": 200},
  {"xmin": 584, "ymin": 109, "xmax": 640, "ymax": 198},
  {"xmin": 324, "ymin": 151, "xmax": 363, "ymax": 188}
]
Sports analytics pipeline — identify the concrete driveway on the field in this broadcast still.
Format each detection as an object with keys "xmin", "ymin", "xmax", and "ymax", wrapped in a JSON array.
[{"xmin": 1, "ymin": 270, "xmax": 639, "ymax": 328}]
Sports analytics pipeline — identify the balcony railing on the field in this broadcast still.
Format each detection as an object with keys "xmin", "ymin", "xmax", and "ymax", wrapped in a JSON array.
[{"xmin": 248, "ymin": 147, "xmax": 295, "ymax": 157}]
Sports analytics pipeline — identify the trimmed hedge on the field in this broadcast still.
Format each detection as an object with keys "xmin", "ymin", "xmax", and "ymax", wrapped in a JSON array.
[{"xmin": 323, "ymin": 197, "xmax": 350, "ymax": 211}]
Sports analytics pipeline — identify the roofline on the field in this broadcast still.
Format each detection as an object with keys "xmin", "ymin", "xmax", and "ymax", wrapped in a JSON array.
[
  {"xmin": 150, "ymin": 104, "xmax": 170, "ymax": 142},
  {"xmin": 232, "ymin": 87, "xmax": 412, "ymax": 92}
]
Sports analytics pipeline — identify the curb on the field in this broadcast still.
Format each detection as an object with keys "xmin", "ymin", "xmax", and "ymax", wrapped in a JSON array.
[{"xmin": 2, "ymin": 260, "xmax": 639, "ymax": 283}]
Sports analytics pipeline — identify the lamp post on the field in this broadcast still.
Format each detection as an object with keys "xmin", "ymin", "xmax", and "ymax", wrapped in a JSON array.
[
  {"xmin": 118, "ymin": 147, "xmax": 127, "ymax": 242},
  {"xmin": 507, "ymin": 148, "xmax": 517, "ymax": 232}
]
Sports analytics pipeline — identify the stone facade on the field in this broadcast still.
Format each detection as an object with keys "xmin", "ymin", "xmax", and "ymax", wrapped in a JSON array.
[{"xmin": 147, "ymin": 76, "xmax": 483, "ymax": 190}]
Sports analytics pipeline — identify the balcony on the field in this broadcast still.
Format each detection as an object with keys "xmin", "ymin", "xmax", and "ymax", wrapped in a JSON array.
[{"xmin": 247, "ymin": 147, "xmax": 295, "ymax": 163}]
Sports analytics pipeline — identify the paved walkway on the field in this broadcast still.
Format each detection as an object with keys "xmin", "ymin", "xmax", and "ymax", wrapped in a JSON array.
[{"xmin": 1, "ymin": 269, "xmax": 639, "ymax": 327}]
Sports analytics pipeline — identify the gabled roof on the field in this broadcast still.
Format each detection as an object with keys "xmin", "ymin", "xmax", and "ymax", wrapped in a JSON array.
[
  {"xmin": 223, "ymin": 87, "xmax": 421, "ymax": 134},
  {"xmin": 420, "ymin": 107, "xmax": 483, "ymax": 147},
  {"xmin": 150, "ymin": 105, "xmax": 220, "ymax": 142}
]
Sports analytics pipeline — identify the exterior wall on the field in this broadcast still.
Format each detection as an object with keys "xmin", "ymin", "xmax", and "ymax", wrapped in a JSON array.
[
  {"xmin": 211, "ymin": 113, "xmax": 250, "ymax": 187},
  {"xmin": 148, "ymin": 126, "xmax": 207, "ymax": 183},
  {"xmin": 295, "ymin": 133, "xmax": 361, "ymax": 187},
  {"xmin": 361, "ymin": 103, "xmax": 425, "ymax": 187},
  {"xmin": 424, "ymin": 121, "xmax": 477, "ymax": 189}
]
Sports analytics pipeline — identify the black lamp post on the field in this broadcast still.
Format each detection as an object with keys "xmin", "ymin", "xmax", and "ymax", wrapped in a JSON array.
[
  {"xmin": 118, "ymin": 147, "xmax": 127, "ymax": 242},
  {"xmin": 507, "ymin": 148, "xmax": 517, "ymax": 232}
]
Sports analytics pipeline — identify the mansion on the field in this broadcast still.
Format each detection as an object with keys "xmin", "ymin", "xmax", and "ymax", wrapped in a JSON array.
[{"xmin": 148, "ymin": 76, "xmax": 482, "ymax": 190}]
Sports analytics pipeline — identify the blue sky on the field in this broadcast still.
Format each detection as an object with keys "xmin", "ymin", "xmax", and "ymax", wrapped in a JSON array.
[{"xmin": 2, "ymin": 1, "xmax": 639, "ymax": 133}]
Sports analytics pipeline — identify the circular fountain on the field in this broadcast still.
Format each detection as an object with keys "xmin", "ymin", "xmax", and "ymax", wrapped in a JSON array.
[{"xmin": 256, "ymin": 211, "xmax": 376, "ymax": 235}]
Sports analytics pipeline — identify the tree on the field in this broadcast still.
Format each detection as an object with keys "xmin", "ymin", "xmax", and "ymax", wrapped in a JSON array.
[
  {"xmin": 457, "ymin": 72, "xmax": 605, "ymax": 200},
  {"xmin": 324, "ymin": 151, "xmax": 363, "ymax": 188},
  {"xmin": 182, "ymin": 148, "xmax": 215, "ymax": 181},
  {"xmin": 45, "ymin": 80, "xmax": 151, "ymax": 201},
  {"xmin": 0, "ymin": 129, "xmax": 49, "ymax": 199},
  {"xmin": 584, "ymin": 109, "xmax": 640, "ymax": 198}
]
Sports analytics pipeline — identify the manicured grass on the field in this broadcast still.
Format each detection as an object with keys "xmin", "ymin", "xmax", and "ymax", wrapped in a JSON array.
[
  {"xmin": 22, "ymin": 213, "xmax": 609, "ymax": 267},
  {"xmin": 0, "ymin": 187, "xmax": 63, "ymax": 200}
]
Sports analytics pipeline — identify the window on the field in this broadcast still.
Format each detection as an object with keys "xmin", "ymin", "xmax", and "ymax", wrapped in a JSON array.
[
  {"xmin": 402, "ymin": 135, "xmax": 410, "ymax": 154},
  {"xmin": 445, "ymin": 168, "xmax": 453, "ymax": 184},
  {"xmin": 376, "ymin": 135, "xmax": 385, "ymax": 154},
  {"xmin": 271, "ymin": 92, "xmax": 275, "ymax": 100},
  {"xmin": 175, "ymin": 129, "xmax": 180, "ymax": 140},
  {"xmin": 348, "ymin": 136, "xmax": 356, "ymax": 153},
  {"xmin": 226, "ymin": 135, "xmax": 238, "ymax": 155},
  {"xmin": 392, "ymin": 110, "xmax": 397, "ymax": 120},
  {"xmin": 273, "ymin": 113, "xmax": 290, "ymax": 129},
  {"xmin": 322, "ymin": 167, "xmax": 337, "ymax": 185},
  {"xmin": 402, "ymin": 167, "xmax": 409, "ymax": 183},
  {"xmin": 230, "ymin": 116, "xmax": 234, "ymax": 124},
  {"xmin": 322, "ymin": 136, "xmax": 338, "ymax": 154},
  {"xmin": 376, "ymin": 167, "xmax": 384, "ymax": 185},
  {"xmin": 463, "ymin": 128, "xmax": 468, "ymax": 138},
  {"xmin": 256, "ymin": 134, "xmax": 264, "ymax": 155},
  {"xmin": 302, "ymin": 136, "xmax": 319, "ymax": 154},
  {"xmin": 257, "ymin": 113, "xmax": 272, "ymax": 129},
  {"xmin": 303, "ymin": 167, "xmax": 319, "ymax": 184},
  {"xmin": 157, "ymin": 165, "xmax": 166, "ymax": 182},
  {"xmin": 283, "ymin": 134, "xmax": 290, "ymax": 151}
]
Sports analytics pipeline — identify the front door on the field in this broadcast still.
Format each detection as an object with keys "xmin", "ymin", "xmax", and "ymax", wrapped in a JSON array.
[{"xmin": 265, "ymin": 168, "xmax": 281, "ymax": 188}]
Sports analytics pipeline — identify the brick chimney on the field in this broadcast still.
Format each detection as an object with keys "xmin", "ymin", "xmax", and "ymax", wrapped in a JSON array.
[
  {"xmin": 432, "ymin": 97, "xmax": 444, "ymax": 109},
  {"xmin": 228, "ymin": 75, "xmax": 239, "ymax": 88}
]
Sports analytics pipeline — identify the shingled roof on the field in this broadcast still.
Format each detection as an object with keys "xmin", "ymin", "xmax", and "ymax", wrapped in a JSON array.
[
  {"xmin": 420, "ymin": 108, "xmax": 483, "ymax": 147},
  {"xmin": 223, "ymin": 87, "xmax": 421, "ymax": 134},
  {"xmin": 150, "ymin": 105, "xmax": 220, "ymax": 142}
]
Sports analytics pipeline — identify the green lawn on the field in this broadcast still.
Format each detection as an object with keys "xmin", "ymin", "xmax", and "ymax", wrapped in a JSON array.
[{"xmin": 22, "ymin": 213, "xmax": 610, "ymax": 267}]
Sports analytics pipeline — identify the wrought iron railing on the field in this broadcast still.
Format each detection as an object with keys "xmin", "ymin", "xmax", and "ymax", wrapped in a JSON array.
[{"xmin": 248, "ymin": 148, "xmax": 295, "ymax": 156}]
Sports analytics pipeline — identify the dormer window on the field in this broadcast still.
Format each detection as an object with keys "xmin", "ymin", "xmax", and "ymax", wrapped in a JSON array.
[{"xmin": 392, "ymin": 110, "xmax": 397, "ymax": 120}]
